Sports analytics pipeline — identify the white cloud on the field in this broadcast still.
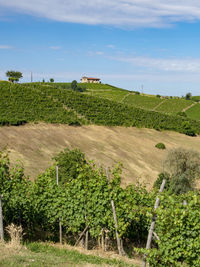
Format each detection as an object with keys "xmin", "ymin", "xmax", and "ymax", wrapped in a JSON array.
[
  {"xmin": 0, "ymin": 45, "xmax": 13, "ymax": 49},
  {"xmin": 49, "ymin": 46, "xmax": 61, "ymax": 50},
  {"xmin": 1, "ymin": 1, "xmax": 200, "ymax": 27},
  {"xmin": 107, "ymin": 45, "xmax": 115, "ymax": 49},
  {"xmin": 113, "ymin": 55, "xmax": 200, "ymax": 73},
  {"xmin": 96, "ymin": 51, "xmax": 104, "ymax": 55}
]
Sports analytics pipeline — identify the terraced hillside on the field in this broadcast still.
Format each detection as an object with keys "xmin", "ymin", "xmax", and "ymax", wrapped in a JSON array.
[
  {"xmin": 77, "ymin": 82, "xmax": 200, "ymax": 120},
  {"xmin": 1, "ymin": 81, "xmax": 200, "ymax": 136}
]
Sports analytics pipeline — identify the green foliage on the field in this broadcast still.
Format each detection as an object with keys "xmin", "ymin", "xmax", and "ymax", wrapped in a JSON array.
[
  {"xmin": 185, "ymin": 92, "xmax": 192, "ymax": 100},
  {"xmin": 1, "ymin": 149, "xmax": 200, "ymax": 266},
  {"xmin": 6, "ymin": 70, "xmax": 23, "ymax": 83},
  {"xmin": 164, "ymin": 148, "xmax": 200, "ymax": 194},
  {"xmin": 54, "ymin": 148, "xmax": 87, "ymax": 184},
  {"xmin": 124, "ymin": 94, "xmax": 162, "ymax": 110},
  {"xmin": 153, "ymin": 172, "xmax": 170, "ymax": 191},
  {"xmin": 0, "ymin": 82, "xmax": 83, "ymax": 126},
  {"xmin": 49, "ymin": 78, "xmax": 54, "ymax": 83},
  {"xmin": 181, "ymin": 121, "xmax": 196, "ymax": 136},
  {"xmin": 142, "ymin": 192, "xmax": 200, "ymax": 267},
  {"xmin": 191, "ymin": 96, "xmax": 200, "ymax": 102},
  {"xmin": 177, "ymin": 111, "xmax": 187, "ymax": 117},
  {"xmin": 0, "ymin": 149, "xmax": 150, "ymax": 244},
  {"xmin": 156, "ymin": 98, "xmax": 193, "ymax": 114},
  {"xmin": 186, "ymin": 103, "xmax": 200, "ymax": 121},
  {"xmin": 71, "ymin": 80, "xmax": 77, "ymax": 90},
  {"xmin": 0, "ymin": 81, "xmax": 200, "ymax": 135},
  {"xmin": 155, "ymin": 143, "xmax": 166, "ymax": 149}
]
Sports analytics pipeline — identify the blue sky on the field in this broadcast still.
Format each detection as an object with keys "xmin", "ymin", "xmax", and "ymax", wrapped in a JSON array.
[{"xmin": 1, "ymin": 1, "xmax": 200, "ymax": 96}]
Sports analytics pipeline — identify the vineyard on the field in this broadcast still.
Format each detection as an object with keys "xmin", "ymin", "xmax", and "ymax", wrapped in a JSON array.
[
  {"xmin": 1, "ymin": 149, "xmax": 200, "ymax": 266},
  {"xmin": 1, "ymin": 81, "xmax": 200, "ymax": 136},
  {"xmin": 75, "ymin": 82, "xmax": 200, "ymax": 121},
  {"xmin": 0, "ymin": 82, "xmax": 83, "ymax": 126}
]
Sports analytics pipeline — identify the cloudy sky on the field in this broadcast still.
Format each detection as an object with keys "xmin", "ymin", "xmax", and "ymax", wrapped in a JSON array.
[{"xmin": 1, "ymin": 0, "xmax": 200, "ymax": 95}]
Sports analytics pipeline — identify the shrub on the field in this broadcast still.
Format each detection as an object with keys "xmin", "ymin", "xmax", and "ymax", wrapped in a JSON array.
[{"xmin": 155, "ymin": 143, "xmax": 166, "ymax": 149}]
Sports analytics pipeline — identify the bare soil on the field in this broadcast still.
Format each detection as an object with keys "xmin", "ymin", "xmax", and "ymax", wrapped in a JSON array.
[{"xmin": 1, "ymin": 123, "xmax": 200, "ymax": 188}]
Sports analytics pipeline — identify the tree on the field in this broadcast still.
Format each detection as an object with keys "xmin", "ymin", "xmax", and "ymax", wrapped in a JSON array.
[
  {"xmin": 6, "ymin": 70, "xmax": 23, "ymax": 83},
  {"xmin": 185, "ymin": 92, "xmax": 192, "ymax": 100},
  {"xmin": 50, "ymin": 78, "xmax": 54, "ymax": 83},
  {"xmin": 164, "ymin": 148, "xmax": 200, "ymax": 194},
  {"xmin": 54, "ymin": 148, "xmax": 87, "ymax": 184},
  {"xmin": 71, "ymin": 80, "xmax": 77, "ymax": 90}
]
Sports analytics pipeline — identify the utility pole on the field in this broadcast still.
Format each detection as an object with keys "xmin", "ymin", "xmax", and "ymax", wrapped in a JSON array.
[{"xmin": 141, "ymin": 84, "xmax": 144, "ymax": 94}]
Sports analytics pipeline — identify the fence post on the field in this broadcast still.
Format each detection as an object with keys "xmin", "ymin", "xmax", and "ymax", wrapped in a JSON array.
[
  {"xmin": 142, "ymin": 179, "xmax": 166, "ymax": 267},
  {"xmin": 0, "ymin": 195, "xmax": 4, "ymax": 241},
  {"xmin": 106, "ymin": 168, "xmax": 123, "ymax": 256},
  {"xmin": 56, "ymin": 166, "xmax": 62, "ymax": 244}
]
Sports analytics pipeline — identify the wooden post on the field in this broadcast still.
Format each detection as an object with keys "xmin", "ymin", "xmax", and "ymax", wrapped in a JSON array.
[
  {"xmin": 106, "ymin": 168, "xmax": 123, "ymax": 256},
  {"xmin": 0, "ymin": 195, "xmax": 4, "ymax": 241},
  {"xmin": 142, "ymin": 179, "xmax": 166, "ymax": 267},
  {"xmin": 85, "ymin": 229, "xmax": 89, "ymax": 250},
  {"xmin": 56, "ymin": 166, "xmax": 62, "ymax": 244},
  {"xmin": 75, "ymin": 226, "xmax": 89, "ymax": 246}
]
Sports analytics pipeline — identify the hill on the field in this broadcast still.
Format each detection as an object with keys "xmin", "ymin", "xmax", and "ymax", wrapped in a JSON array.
[
  {"xmin": 82, "ymin": 82, "xmax": 200, "ymax": 120},
  {"xmin": 0, "ymin": 81, "xmax": 200, "ymax": 136},
  {"xmin": 1, "ymin": 123, "xmax": 200, "ymax": 188}
]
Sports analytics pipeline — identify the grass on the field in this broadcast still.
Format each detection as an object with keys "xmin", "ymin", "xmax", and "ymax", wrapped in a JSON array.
[
  {"xmin": 0, "ymin": 242, "xmax": 138, "ymax": 267},
  {"xmin": 123, "ymin": 94, "xmax": 163, "ymax": 109},
  {"xmin": 186, "ymin": 103, "xmax": 200, "ymax": 120},
  {"xmin": 86, "ymin": 90, "xmax": 129, "ymax": 102},
  {"xmin": 155, "ymin": 98, "xmax": 193, "ymax": 114}
]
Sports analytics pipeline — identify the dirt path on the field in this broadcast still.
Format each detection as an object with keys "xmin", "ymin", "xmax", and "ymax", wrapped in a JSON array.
[
  {"xmin": 153, "ymin": 99, "xmax": 167, "ymax": 111},
  {"xmin": 120, "ymin": 92, "xmax": 131, "ymax": 103},
  {"xmin": 1, "ymin": 124, "xmax": 200, "ymax": 188},
  {"xmin": 182, "ymin": 102, "xmax": 197, "ymax": 112}
]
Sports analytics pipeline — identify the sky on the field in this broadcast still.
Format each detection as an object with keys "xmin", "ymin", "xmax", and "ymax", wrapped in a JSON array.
[{"xmin": 1, "ymin": 1, "xmax": 200, "ymax": 96}]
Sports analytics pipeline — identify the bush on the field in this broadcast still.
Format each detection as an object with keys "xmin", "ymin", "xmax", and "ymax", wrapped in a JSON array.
[{"xmin": 155, "ymin": 143, "xmax": 166, "ymax": 149}]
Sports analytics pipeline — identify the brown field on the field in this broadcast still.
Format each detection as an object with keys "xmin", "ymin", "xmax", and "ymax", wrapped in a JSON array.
[{"xmin": 1, "ymin": 123, "xmax": 200, "ymax": 188}]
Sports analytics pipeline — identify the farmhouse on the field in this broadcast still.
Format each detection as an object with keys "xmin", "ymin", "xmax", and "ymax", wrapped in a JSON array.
[{"xmin": 81, "ymin": 76, "xmax": 101, "ymax": 84}]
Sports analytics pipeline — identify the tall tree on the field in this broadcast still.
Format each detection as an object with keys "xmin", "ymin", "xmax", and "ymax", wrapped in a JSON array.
[{"xmin": 6, "ymin": 70, "xmax": 23, "ymax": 83}]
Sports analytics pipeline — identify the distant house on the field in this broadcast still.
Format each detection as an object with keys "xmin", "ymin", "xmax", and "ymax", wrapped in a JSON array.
[{"xmin": 81, "ymin": 76, "xmax": 101, "ymax": 84}]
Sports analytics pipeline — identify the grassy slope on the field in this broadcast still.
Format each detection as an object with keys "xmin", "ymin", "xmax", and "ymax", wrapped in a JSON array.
[
  {"xmin": 2, "ymin": 124, "xmax": 200, "ymax": 188},
  {"xmin": 2, "ymin": 81, "xmax": 199, "ymax": 120},
  {"xmin": 186, "ymin": 103, "xmax": 200, "ymax": 120},
  {"xmin": 0, "ymin": 242, "xmax": 138, "ymax": 267},
  {"xmin": 2, "ymin": 81, "xmax": 200, "ymax": 135},
  {"xmin": 80, "ymin": 82, "xmax": 200, "ymax": 120}
]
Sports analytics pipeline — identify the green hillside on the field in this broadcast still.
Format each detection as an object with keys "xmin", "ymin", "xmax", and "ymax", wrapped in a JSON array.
[
  {"xmin": 186, "ymin": 103, "xmax": 200, "ymax": 120},
  {"xmin": 0, "ymin": 81, "xmax": 200, "ymax": 136},
  {"xmin": 79, "ymin": 82, "xmax": 200, "ymax": 120}
]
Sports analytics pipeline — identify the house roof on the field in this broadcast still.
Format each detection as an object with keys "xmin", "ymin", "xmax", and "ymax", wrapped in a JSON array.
[
  {"xmin": 87, "ymin": 77, "xmax": 100, "ymax": 80},
  {"xmin": 82, "ymin": 77, "xmax": 100, "ymax": 80}
]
